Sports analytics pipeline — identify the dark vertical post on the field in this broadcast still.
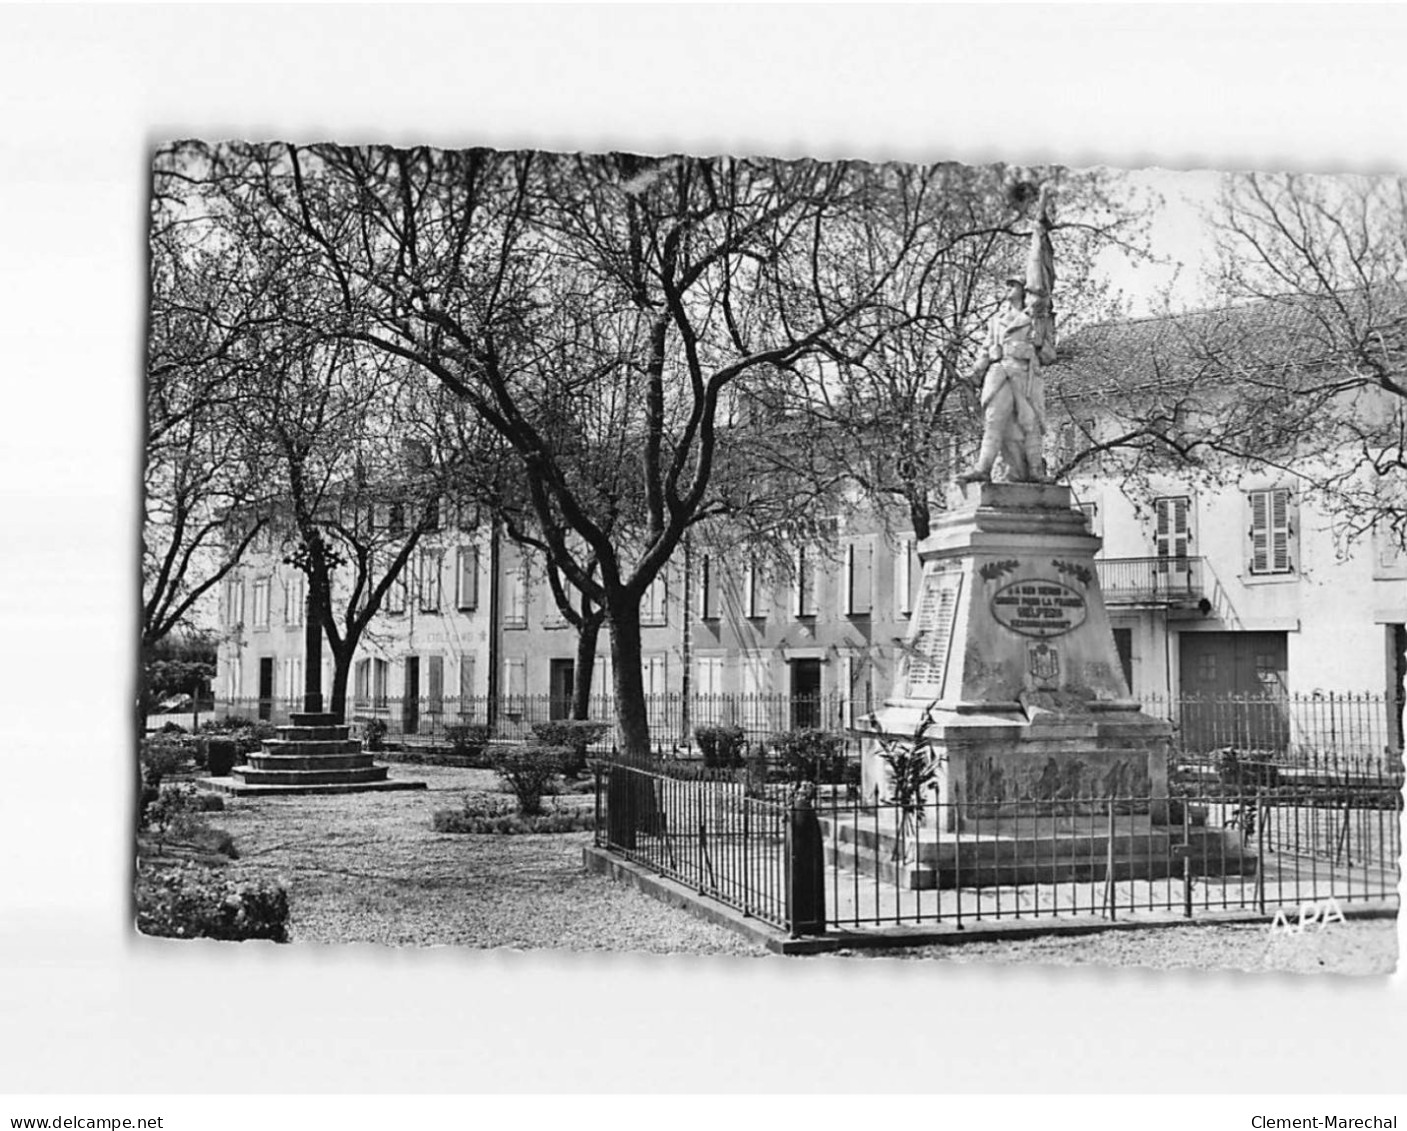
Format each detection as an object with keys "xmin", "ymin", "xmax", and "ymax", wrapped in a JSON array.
[
  {"xmin": 303, "ymin": 573, "xmax": 323, "ymax": 716},
  {"xmin": 785, "ymin": 783, "xmax": 826, "ymax": 937}
]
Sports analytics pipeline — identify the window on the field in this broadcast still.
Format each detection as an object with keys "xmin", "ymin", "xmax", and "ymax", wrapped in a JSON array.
[
  {"xmin": 386, "ymin": 575, "xmax": 407, "ymax": 615},
  {"xmin": 503, "ymin": 657, "xmax": 527, "ymax": 713},
  {"xmin": 225, "ymin": 654, "xmax": 242, "ymax": 700},
  {"xmin": 422, "ymin": 499, "xmax": 441, "ymax": 533},
  {"xmin": 388, "ymin": 503, "xmax": 406, "ymax": 536},
  {"xmin": 742, "ymin": 656, "xmax": 769, "ymax": 731},
  {"xmin": 843, "ymin": 539, "xmax": 873, "ymax": 616},
  {"xmin": 427, "ymin": 655, "xmax": 444, "ymax": 715},
  {"xmin": 698, "ymin": 554, "xmax": 719, "ymax": 619},
  {"xmin": 252, "ymin": 578, "xmax": 271, "ymax": 630},
  {"xmin": 225, "ymin": 578, "xmax": 245, "ymax": 627},
  {"xmin": 418, "ymin": 552, "xmax": 442, "ymax": 612},
  {"xmin": 1248, "ymin": 488, "xmax": 1293, "ymax": 575},
  {"xmin": 281, "ymin": 657, "xmax": 302, "ymax": 703},
  {"xmin": 284, "ymin": 573, "xmax": 305, "ymax": 626},
  {"xmin": 839, "ymin": 653, "xmax": 857, "ymax": 728},
  {"xmin": 894, "ymin": 537, "xmax": 915, "ymax": 616},
  {"xmin": 743, "ymin": 562, "xmax": 765, "ymax": 619},
  {"xmin": 455, "ymin": 546, "xmax": 479, "ymax": 610},
  {"xmin": 642, "ymin": 575, "xmax": 668, "ymax": 626},
  {"xmin": 354, "ymin": 658, "xmax": 371, "ymax": 708},
  {"xmin": 696, "ymin": 656, "xmax": 725, "ymax": 698},
  {"xmin": 1154, "ymin": 496, "xmax": 1191, "ymax": 574},
  {"xmin": 505, "ymin": 559, "xmax": 529, "ymax": 628},
  {"xmin": 458, "ymin": 653, "xmax": 476, "ymax": 712},
  {"xmin": 643, "ymin": 654, "xmax": 668, "ymax": 696},
  {"xmin": 792, "ymin": 549, "xmax": 818, "ymax": 618},
  {"xmin": 372, "ymin": 658, "xmax": 389, "ymax": 708}
]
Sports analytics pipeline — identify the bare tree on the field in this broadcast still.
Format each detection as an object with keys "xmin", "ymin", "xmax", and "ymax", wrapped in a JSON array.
[
  {"xmin": 143, "ymin": 142, "xmax": 283, "ymax": 654},
  {"xmin": 191, "ymin": 145, "xmax": 933, "ymax": 760}
]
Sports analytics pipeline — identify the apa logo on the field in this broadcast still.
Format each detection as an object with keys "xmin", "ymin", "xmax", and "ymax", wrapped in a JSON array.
[{"xmin": 1268, "ymin": 898, "xmax": 1347, "ymax": 935}]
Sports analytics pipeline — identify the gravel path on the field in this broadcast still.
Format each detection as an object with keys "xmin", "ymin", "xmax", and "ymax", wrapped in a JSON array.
[
  {"xmin": 205, "ymin": 766, "xmax": 770, "ymax": 955},
  {"xmin": 177, "ymin": 766, "xmax": 1396, "ymax": 972}
]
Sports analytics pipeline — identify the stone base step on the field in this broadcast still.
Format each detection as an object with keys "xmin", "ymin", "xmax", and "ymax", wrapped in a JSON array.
[
  {"xmin": 232, "ymin": 765, "xmax": 390, "ymax": 787},
  {"xmin": 824, "ymin": 827, "xmax": 1258, "ymax": 890},
  {"xmin": 197, "ymin": 775, "xmax": 427, "ymax": 797},
  {"xmin": 290, "ymin": 712, "xmax": 342, "ymax": 728},
  {"xmin": 261, "ymin": 739, "xmax": 361, "ymax": 756},
  {"xmin": 277, "ymin": 725, "xmax": 350, "ymax": 741},
  {"xmin": 247, "ymin": 752, "xmax": 378, "ymax": 772}
]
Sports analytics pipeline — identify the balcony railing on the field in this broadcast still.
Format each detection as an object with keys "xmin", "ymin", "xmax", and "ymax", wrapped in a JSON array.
[{"xmin": 1096, "ymin": 555, "xmax": 1205, "ymax": 606}]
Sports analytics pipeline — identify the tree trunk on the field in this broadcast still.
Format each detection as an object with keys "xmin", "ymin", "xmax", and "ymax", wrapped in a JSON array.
[
  {"xmin": 607, "ymin": 595, "xmax": 651, "ymax": 763},
  {"xmin": 328, "ymin": 651, "xmax": 352, "ymax": 724},
  {"xmin": 572, "ymin": 613, "xmax": 602, "ymax": 720}
]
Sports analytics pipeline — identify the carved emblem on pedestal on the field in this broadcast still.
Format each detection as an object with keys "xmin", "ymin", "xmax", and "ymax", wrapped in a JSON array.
[{"xmin": 1028, "ymin": 642, "xmax": 1060, "ymax": 685}]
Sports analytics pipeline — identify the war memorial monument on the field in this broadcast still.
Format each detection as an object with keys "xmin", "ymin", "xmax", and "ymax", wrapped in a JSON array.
[{"xmin": 853, "ymin": 185, "xmax": 1245, "ymax": 889}]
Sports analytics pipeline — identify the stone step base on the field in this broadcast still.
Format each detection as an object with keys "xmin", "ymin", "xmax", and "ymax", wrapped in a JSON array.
[
  {"xmin": 261, "ymin": 739, "xmax": 361, "ymax": 756},
  {"xmin": 246, "ymin": 752, "xmax": 378, "ymax": 772},
  {"xmin": 823, "ymin": 821, "xmax": 1257, "ymax": 890},
  {"xmin": 290, "ymin": 712, "xmax": 341, "ymax": 728},
  {"xmin": 197, "ymin": 776, "xmax": 427, "ymax": 798},
  {"xmin": 232, "ymin": 765, "xmax": 390, "ymax": 786},
  {"xmin": 277, "ymin": 725, "xmax": 350, "ymax": 741}
]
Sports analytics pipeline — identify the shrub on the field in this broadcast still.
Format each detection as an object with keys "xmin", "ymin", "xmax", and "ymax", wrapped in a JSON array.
[
  {"xmin": 159, "ymin": 721, "xmax": 188, "ymax": 735},
  {"xmin": 196, "ymin": 791, "xmax": 226, "ymax": 812},
  {"xmin": 489, "ymin": 743, "xmax": 563, "ymax": 816},
  {"xmin": 445, "ymin": 723, "xmax": 492, "ymax": 765},
  {"xmin": 530, "ymin": 720, "xmax": 609, "ymax": 777},
  {"xmin": 695, "ymin": 724, "xmax": 747, "ymax": 770},
  {"xmin": 205, "ymin": 737, "xmax": 239, "ymax": 777},
  {"xmin": 361, "ymin": 718, "xmax": 388, "ymax": 752},
  {"xmin": 136, "ymin": 861, "xmax": 289, "ymax": 942},
  {"xmin": 141, "ymin": 735, "xmax": 195, "ymax": 787},
  {"xmin": 768, "ymin": 728, "xmax": 847, "ymax": 783}
]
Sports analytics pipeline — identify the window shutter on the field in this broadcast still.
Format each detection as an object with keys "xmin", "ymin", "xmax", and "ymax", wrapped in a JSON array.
[
  {"xmin": 699, "ymin": 555, "xmax": 717, "ymax": 619},
  {"xmin": 1250, "ymin": 491, "xmax": 1270, "ymax": 574},
  {"xmin": 458, "ymin": 653, "xmax": 476, "ymax": 704},
  {"xmin": 457, "ymin": 547, "xmax": 479, "ymax": 610},
  {"xmin": 1271, "ymin": 489, "xmax": 1292, "ymax": 573},
  {"xmin": 894, "ymin": 538, "xmax": 914, "ymax": 616},
  {"xmin": 845, "ymin": 540, "xmax": 873, "ymax": 616}
]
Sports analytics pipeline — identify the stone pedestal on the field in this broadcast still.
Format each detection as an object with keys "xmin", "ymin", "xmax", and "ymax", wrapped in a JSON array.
[
  {"xmin": 200, "ymin": 712, "xmax": 427, "ymax": 797},
  {"xmin": 856, "ymin": 483, "xmax": 1171, "ymax": 829}
]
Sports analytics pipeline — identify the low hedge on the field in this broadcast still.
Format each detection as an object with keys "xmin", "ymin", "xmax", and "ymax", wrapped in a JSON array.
[
  {"xmin": 431, "ymin": 810, "xmax": 595, "ymax": 835},
  {"xmin": 136, "ymin": 862, "xmax": 289, "ymax": 942}
]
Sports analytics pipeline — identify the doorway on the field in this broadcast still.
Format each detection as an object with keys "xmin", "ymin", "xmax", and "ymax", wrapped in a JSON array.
[
  {"xmin": 790, "ymin": 658, "xmax": 822, "ymax": 730},
  {"xmin": 549, "ymin": 659, "xmax": 575, "ymax": 721},
  {"xmin": 403, "ymin": 656, "xmax": 420, "ymax": 735},
  {"xmin": 257, "ymin": 657, "xmax": 274, "ymax": 721},
  {"xmin": 1177, "ymin": 631, "xmax": 1288, "ymax": 754}
]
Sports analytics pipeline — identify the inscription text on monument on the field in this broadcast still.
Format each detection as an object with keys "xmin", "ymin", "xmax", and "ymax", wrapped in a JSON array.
[
  {"xmin": 906, "ymin": 571, "xmax": 963, "ymax": 697},
  {"xmin": 991, "ymin": 578, "xmax": 1088, "ymax": 638}
]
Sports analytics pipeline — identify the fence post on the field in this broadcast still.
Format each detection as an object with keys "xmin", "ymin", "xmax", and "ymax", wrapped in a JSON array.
[
  {"xmin": 1103, "ymin": 796, "xmax": 1117, "ymax": 921},
  {"xmin": 785, "ymin": 782, "xmax": 827, "ymax": 937}
]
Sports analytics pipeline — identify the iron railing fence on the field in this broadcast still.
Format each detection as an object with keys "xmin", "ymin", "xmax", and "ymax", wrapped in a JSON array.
[
  {"xmin": 595, "ymin": 763, "xmax": 793, "ymax": 930},
  {"xmin": 596, "ymin": 762, "xmax": 1402, "ymax": 936},
  {"xmin": 1097, "ymin": 556, "xmax": 1205, "ymax": 605},
  {"xmin": 208, "ymin": 690, "xmax": 1402, "ymax": 767}
]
